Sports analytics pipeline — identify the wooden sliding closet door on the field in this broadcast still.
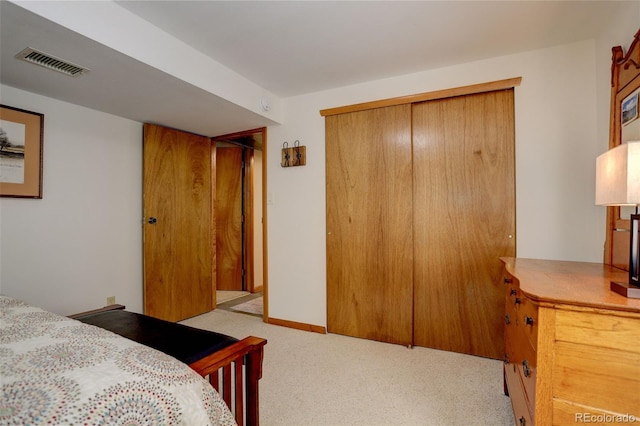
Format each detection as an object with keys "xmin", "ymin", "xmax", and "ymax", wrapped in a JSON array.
[
  {"xmin": 412, "ymin": 90, "xmax": 515, "ymax": 359},
  {"xmin": 326, "ymin": 105, "xmax": 414, "ymax": 346}
]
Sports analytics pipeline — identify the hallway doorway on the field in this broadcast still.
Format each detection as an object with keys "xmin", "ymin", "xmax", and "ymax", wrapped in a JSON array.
[{"xmin": 212, "ymin": 128, "xmax": 267, "ymax": 321}]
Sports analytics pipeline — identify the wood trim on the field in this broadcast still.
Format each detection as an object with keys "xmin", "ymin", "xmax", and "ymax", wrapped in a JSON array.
[
  {"xmin": 319, "ymin": 77, "xmax": 522, "ymax": 116},
  {"xmin": 244, "ymin": 148, "xmax": 255, "ymax": 293},
  {"xmin": 261, "ymin": 129, "xmax": 269, "ymax": 323},
  {"xmin": 616, "ymin": 218, "xmax": 631, "ymax": 229},
  {"xmin": 615, "ymin": 29, "xmax": 640, "ymax": 100},
  {"xmin": 267, "ymin": 316, "xmax": 326, "ymax": 334},
  {"xmin": 188, "ymin": 336, "xmax": 266, "ymax": 377},
  {"xmin": 188, "ymin": 336, "xmax": 267, "ymax": 426},
  {"xmin": 211, "ymin": 141, "xmax": 218, "ymax": 307},
  {"xmin": 604, "ymin": 29, "xmax": 640, "ymax": 267},
  {"xmin": 213, "ymin": 128, "xmax": 266, "ymax": 141},
  {"xmin": 534, "ymin": 306, "xmax": 555, "ymax": 425}
]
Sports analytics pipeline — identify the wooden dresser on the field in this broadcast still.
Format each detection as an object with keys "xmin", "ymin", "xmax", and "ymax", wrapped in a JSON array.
[{"xmin": 501, "ymin": 257, "xmax": 640, "ymax": 425}]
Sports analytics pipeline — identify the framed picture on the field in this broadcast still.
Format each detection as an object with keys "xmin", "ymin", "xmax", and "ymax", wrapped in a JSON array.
[
  {"xmin": 622, "ymin": 92, "xmax": 638, "ymax": 126},
  {"xmin": 0, "ymin": 105, "xmax": 44, "ymax": 198}
]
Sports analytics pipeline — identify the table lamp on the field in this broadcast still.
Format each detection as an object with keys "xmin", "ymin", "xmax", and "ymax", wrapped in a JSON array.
[{"xmin": 595, "ymin": 141, "xmax": 640, "ymax": 298}]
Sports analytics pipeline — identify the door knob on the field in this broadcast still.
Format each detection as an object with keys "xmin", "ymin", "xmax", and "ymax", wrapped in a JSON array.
[{"xmin": 148, "ymin": 217, "xmax": 157, "ymax": 224}]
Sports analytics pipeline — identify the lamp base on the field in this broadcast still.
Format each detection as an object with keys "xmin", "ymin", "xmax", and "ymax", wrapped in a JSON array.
[{"xmin": 610, "ymin": 281, "xmax": 640, "ymax": 299}]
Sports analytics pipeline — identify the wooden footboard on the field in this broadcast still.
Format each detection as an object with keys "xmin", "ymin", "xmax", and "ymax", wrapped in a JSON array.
[
  {"xmin": 70, "ymin": 305, "xmax": 267, "ymax": 426},
  {"xmin": 189, "ymin": 336, "xmax": 267, "ymax": 426}
]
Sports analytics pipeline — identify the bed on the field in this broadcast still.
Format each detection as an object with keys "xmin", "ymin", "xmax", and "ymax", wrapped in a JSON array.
[{"xmin": 0, "ymin": 295, "xmax": 266, "ymax": 425}]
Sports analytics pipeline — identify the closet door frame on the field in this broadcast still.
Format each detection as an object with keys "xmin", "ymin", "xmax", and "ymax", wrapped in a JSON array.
[{"xmin": 321, "ymin": 78, "xmax": 521, "ymax": 117}]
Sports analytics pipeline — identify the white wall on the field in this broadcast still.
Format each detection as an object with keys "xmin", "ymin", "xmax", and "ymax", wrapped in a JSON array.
[
  {"xmin": 0, "ymin": 85, "xmax": 143, "ymax": 315},
  {"xmin": 266, "ymin": 37, "xmax": 620, "ymax": 328},
  {"xmin": 1, "ymin": 19, "xmax": 637, "ymax": 327}
]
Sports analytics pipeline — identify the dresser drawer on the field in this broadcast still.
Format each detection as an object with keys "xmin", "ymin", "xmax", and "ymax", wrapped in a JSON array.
[
  {"xmin": 552, "ymin": 309, "xmax": 640, "ymax": 418},
  {"xmin": 504, "ymin": 273, "xmax": 520, "ymax": 307},
  {"xmin": 503, "ymin": 269, "xmax": 538, "ymax": 425},
  {"xmin": 517, "ymin": 360, "xmax": 536, "ymax": 417},
  {"xmin": 504, "ymin": 359, "xmax": 534, "ymax": 426},
  {"xmin": 554, "ymin": 308, "xmax": 640, "ymax": 354},
  {"xmin": 504, "ymin": 289, "xmax": 536, "ymax": 366},
  {"xmin": 518, "ymin": 294, "xmax": 538, "ymax": 351},
  {"xmin": 553, "ymin": 340, "xmax": 640, "ymax": 417},
  {"xmin": 505, "ymin": 322, "xmax": 536, "ymax": 366}
]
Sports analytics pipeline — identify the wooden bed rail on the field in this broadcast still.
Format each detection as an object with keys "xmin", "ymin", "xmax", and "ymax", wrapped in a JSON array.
[{"xmin": 190, "ymin": 336, "xmax": 267, "ymax": 426}]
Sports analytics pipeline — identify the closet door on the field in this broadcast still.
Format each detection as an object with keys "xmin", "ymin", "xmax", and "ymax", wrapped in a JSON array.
[
  {"xmin": 326, "ymin": 105, "xmax": 414, "ymax": 345},
  {"xmin": 412, "ymin": 90, "xmax": 515, "ymax": 359}
]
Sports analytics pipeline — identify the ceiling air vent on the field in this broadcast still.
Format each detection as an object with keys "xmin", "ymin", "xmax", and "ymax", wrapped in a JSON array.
[{"xmin": 16, "ymin": 47, "xmax": 90, "ymax": 77}]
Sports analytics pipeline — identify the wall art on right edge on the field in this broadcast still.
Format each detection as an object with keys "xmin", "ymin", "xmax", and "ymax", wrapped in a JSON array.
[{"xmin": 622, "ymin": 92, "xmax": 638, "ymax": 126}]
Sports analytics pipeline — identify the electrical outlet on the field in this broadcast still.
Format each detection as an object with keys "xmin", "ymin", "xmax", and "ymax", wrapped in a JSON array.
[{"xmin": 106, "ymin": 296, "xmax": 116, "ymax": 305}]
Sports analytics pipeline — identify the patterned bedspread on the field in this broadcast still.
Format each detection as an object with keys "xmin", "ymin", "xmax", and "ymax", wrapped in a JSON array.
[{"xmin": 0, "ymin": 295, "xmax": 236, "ymax": 425}]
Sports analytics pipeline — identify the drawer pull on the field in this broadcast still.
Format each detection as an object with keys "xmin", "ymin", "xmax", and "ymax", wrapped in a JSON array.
[
  {"xmin": 519, "ymin": 416, "xmax": 526, "ymax": 426},
  {"xmin": 525, "ymin": 315, "xmax": 535, "ymax": 326},
  {"xmin": 505, "ymin": 314, "xmax": 511, "ymax": 325},
  {"xmin": 510, "ymin": 289, "xmax": 517, "ymax": 296},
  {"xmin": 523, "ymin": 360, "xmax": 531, "ymax": 378},
  {"xmin": 515, "ymin": 297, "xmax": 521, "ymax": 305},
  {"xmin": 504, "ymin": 277, "xmax": 512, "ymax": 284}
]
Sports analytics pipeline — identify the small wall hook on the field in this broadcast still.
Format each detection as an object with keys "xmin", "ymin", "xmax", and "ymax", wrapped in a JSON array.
[
  {"xmin": 281, "ymin": 140, "xmax": 306, "ymax": 168},
  {"xmin": 280, "ymin": 142, "xmax": 290, "ymax": 167},
  {"xmin": 293, "ymin": 140, "xmax": 302, "ymax": 166}
]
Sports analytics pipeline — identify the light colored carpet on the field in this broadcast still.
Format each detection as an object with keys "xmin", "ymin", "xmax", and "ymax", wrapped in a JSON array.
[
  {"xmin": 181, "ymin": 309, "xmax": 515, "ymax": 426},
  {"xmin": 216, "ymin": 290, "xmax": 249, "ymax": 304},
  {"xmin": 230, "ymin": 296, "xmax": 263, "ymax": 315}
]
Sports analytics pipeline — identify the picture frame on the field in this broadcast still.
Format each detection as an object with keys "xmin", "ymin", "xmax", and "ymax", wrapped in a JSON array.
[
  {"xmin": 0, "ymin": 105, "xmax": 44, "ymax": 198},
  {"xmin": 622, "ymin": 92, "xmax": 638, "ymax": 126}
]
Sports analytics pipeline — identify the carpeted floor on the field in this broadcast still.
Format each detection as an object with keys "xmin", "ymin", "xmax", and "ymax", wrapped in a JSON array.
[
  {"xmin": 230, "ymin": 296, "xmax": 263, "ymax": 316},
  {"xmin": 181, "ymin": 309, "xmax": 514, "ymax": 426}
]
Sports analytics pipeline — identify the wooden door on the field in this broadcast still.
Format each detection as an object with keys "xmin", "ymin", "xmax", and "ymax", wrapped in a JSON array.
[
  {"xmin": 216, "ymin": 146, "xmax": 244, "ymax": 291},
  {"xmin": 412, "ymin": 90, "xmax": 516, "ymax": 358},
  {"xmin": 326, "ymin": 105, "xmax": 414, "ymax": 346},
  {"xmin": 143, "ymin": 123, "xmax": 213, "ymax": 322}
]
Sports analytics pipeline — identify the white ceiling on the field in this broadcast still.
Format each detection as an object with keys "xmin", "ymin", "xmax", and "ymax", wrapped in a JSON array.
[
  {"xmin": 0, "ymin": 1, "xmax": 633, "ymax": 136},
  {"xmin": 114, "ymin": 0, "xmax": 630, "ymax": 97}
]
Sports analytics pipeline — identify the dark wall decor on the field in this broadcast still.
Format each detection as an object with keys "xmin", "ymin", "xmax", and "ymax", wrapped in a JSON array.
[{"xmin": 0, "ymin": 105, "xmax": 44, "ymax": 198}]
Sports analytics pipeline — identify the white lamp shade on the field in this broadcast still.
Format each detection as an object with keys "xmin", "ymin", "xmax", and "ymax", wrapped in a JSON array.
[{"xmin": 595, "ymin": 141, "xmax": 640, "ymax": 206}]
